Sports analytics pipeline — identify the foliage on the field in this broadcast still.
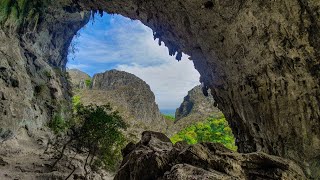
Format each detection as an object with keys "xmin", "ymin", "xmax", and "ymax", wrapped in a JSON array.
[
  {"xmin": 72, "ymin": 103, "xmax": 127, "ymax": 171},
  {"xmin": 170, "ymin": 117, "xmax": 237, "ymax": 151},
  {"xmin": 52, "ymin": 101, "xmax": 128, "ymax": 173},
  {"xmin": 85, "ymin": 79, "xmax": 92, "ymax": 87},
  {"xmin": 0, "ymin": 0, "xmax": 48, "ymax": 28},
  {"xmin": 49, "ymin": 114, "xmax": 69, "ymax": 134},
  {"xmin": 163, "ymin": 114, "xmax": 175, "ymax": 121},
  {"xmin": 72, "ymin": 95, "xmax": 81, "ymax": 109}
]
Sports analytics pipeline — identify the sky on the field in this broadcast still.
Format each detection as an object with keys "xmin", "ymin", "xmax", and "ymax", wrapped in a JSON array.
[{"xmin": 67, "ymin": 12, "xmax": 200, "ymax": 111}]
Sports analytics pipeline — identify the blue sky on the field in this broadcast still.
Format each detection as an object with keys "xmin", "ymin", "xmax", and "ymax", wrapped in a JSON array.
[{"xmin": 67, "ymin": 13, "xmax": 200, "ymax": 110}]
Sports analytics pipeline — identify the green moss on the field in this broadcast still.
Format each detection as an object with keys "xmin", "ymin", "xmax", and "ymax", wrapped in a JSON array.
[
  {"xmin": 0, "ymin": 0, "xmax": 13, "ymax": 23},
  {"xmin": 0, "ymin": 0, "xmax": 49, "ymax": 28}
]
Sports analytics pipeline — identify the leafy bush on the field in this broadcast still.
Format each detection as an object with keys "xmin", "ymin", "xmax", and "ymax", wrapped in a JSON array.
[
  {"xmin": 49, "ymin": 114, "xmax": 68, "ymax": 134},
  {"xmin": 72, "ymin": 95, "xmax": 81, "ymax": 108},
  {"xmin": 85, "ymin": 79, "xmax": 92, "ymax": 87},
  {"xmin": 170, "ymin": 116, "xmax": 237, "ymax": 151}
]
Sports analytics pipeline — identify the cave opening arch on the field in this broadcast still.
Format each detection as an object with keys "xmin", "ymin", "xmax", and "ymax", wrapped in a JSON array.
[{"xmin": 0, "ymin": 0, "xmax": 319, "ymax": 178}]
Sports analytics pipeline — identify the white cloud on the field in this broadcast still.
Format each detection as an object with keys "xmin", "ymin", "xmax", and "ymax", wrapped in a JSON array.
[
  {"xmin": 117, "ymin": 57, "xmax": 200, "ymax": 109},
  {"xmin": 72, "ymin": 15, "xmax": 179, "ymax": 66},
  {"xmin": 67, "ymin": 63, "xmax": 90, "ymax": 70},
  {"xmin": 68, "ymin": 14, "xmax": 201, "ymax": 110}
]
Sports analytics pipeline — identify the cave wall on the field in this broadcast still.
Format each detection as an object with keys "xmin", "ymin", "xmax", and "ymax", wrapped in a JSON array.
[
  {"xmin": 0, "ymin": 0, "xmax": 319, "ymax": 178},
  {"xmin": 91, "ymin": 0, "xmax": 319, "ymax": 177},
  {"xmin": 0, "ymin": 0, "xmax": 89, "ymax": 136}
]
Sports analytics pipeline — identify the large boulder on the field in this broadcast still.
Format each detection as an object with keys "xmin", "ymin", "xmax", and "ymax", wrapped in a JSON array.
[{"xmin": 115, "ymin": 131, "xmax": 306, "ymax": 180}]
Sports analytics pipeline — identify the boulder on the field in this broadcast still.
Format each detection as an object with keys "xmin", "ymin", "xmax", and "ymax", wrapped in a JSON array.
[{"xmin": 115, "ymin": 131, "xmax": 306, "ymax": 180}]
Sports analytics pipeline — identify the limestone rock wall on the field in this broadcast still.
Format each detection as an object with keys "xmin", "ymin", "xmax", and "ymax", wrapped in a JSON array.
[
  {"xmin": 84, "ymin": 0, "xmax": 319, "ymax": 177},
  {"xmin": 0, "ymin": 0, "xmax": 319, "ymax": 178},
  {"xmin": 0, "ymin": 1, "xmax": 90, "ymax": 137}
]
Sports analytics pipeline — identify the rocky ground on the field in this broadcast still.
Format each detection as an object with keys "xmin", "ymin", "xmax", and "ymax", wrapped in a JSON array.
[
  {"xmin": 115, "ymin": 131, "xmax": 306, "ymax": 180},
  {"xmin": 0, "ymin": 128, "xmax": 113, "ymax": 180}
]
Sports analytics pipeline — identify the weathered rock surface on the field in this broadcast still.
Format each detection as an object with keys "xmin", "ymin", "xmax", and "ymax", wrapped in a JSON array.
[
  {"xmin": 67, "ymin": 69, "xmax": 91, "ymax": 89},
  {"xmin": 0, "ymin": 0, "xmax": 319, "ymax": 178},
  {"xmin": 115, "ymin": 131, "xmax": 306, "ymax": 180},
  {"xmin": 0, "ymin": 128, "xmax": 113, "ymax": 180},
  {"xmin": 175, "ymin": 85, "xmax": 220, "ymax": 121},
  {"xmin": 70, "ymin": 69, "xmax": 167, "ymax": 141},
  {"xmin": 167, "ymin": 85, "xmax": 223, "ymax": 136}
]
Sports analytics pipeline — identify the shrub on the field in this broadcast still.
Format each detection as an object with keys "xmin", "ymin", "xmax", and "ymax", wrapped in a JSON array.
[
  {"xmin": 170, "ymin": 116, "xmax": 237, "ymax": 151},
  {"xmin": 49, "ymin": 114, "xmax": 68, "ymax": 134},
  {"xmin": 85, "ymin": 79, "xmax": 91, "ymax": 87}
]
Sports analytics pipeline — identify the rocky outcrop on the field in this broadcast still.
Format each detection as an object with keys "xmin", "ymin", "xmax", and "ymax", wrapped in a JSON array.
[
  {"xmin": 0, "ymin": 0, "xmax": 319, "ymax": 178},
  {"xmin": 67, "ymin": 69, "xmax": 91, "ymax": 89},
  {"xmin": 0, "ymin": 1, "xmax": 90, "ymax": 139},
  {"xmin": 175, "ymin": 85, "xmax": 221, "ymax": 121},
  {"xmin": 115, "ymin": 131, "xmax": 306, "ymax": 180},
  {"xmin": 167, "ymin": 85, "xmax": 223, "ymax": 136},
  {"xmin": 71, "ymin": 69, "xmax": 167, "ymax": 141}
]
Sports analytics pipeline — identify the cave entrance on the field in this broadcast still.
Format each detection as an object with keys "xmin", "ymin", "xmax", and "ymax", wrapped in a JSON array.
[
  {"xmin": 65, "ymin": 11, "xmax": 235, "ymax": 157},
  {"xmin": 66, "ymin": 12, "xmax": 200, "ymax": 115}
]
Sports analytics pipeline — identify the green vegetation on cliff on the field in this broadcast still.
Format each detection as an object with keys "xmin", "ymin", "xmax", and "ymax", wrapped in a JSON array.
[
  {"xmin": 0, "ymin": 0, "xmax": 48, "ymax": 28},
  {"xmin": 170, "ymin": 116, "xmax": 237, "ymax": 151}
]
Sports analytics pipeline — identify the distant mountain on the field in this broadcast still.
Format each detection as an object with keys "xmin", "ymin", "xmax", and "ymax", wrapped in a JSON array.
[
  {"xmin": 67, "ymin": 69, "xmax": 91, "ymax": 89},
  {"xmin": 67, "ymin": 69, "xmax": 167, "ymax": 142},
  {"xmin": 166, "ymin": 85, "xmax": 223, "ymax": 136}
]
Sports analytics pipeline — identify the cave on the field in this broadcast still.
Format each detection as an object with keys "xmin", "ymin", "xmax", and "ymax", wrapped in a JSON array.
[{"xmin": 0, "ymin": 0, "xmax": 319, "ymax": 179}]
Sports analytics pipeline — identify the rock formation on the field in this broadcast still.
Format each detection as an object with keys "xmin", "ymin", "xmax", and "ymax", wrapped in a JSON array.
[
  {"xmin": 167, "ymin": 85, "xmax": 223, "ymax": 136},
  {"xmin": 0, "ymin": 0, "xmax": 319, "ymax": 178},
  {"xmin": 67, "ymin": 69, "xmax": 91, "ymax": 89},
  {"xmin": 115, "ymin": 131, "xmax": 306, "ymax": 180},
  {"xmin": 69, "ymin": 69, "xmax": 167, "ymax": 141},
  {"xmin": 175, "ymin": 85, "xmax": 221, "ymax": 121}
]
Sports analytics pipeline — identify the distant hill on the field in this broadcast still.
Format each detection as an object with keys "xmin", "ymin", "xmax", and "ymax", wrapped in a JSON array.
[
  {"xmin": 67, "ymin": 69, "xmax": 91, "ymax": 89},
  {"xmin": 67, "ymin": 69, "xmax": 167, "ymax": 142},
  {"xmin": 166, "ymin": 85, "xmax": 223, "ymax": 136}
]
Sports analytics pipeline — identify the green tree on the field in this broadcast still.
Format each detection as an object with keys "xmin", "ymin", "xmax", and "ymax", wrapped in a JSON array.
[
  {"xmin": 51, "ymin": 102, "xmax": 127, "ymax": 175},
  {"xmin": 170, "ymin": 117, "xmax": 237, "ymax": 151},
  {"xmin": 73, "ymin": 103, "xmax": 127, "ymax": 171}
]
